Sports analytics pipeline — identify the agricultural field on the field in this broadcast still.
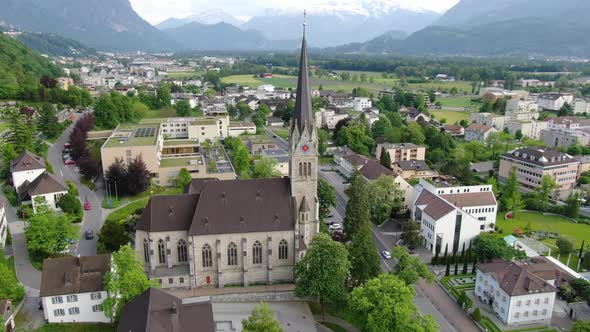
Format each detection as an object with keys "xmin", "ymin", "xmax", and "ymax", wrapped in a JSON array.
[
  {"xmin": 409, "ymin": 81, "xmax": 474, "ymax": 94},
  {"xmin": 437, "ymin": 96, "xmax": 483, "ymax": 111},
  {"xmin": 430, "ymin": 110, "xmax": 471, "ymax": 124}
]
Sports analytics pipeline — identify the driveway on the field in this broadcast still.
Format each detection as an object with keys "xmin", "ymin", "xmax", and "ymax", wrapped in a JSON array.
[{"xmin": 47, "ymin": 125, "xmax": 105, "ymax": 256}]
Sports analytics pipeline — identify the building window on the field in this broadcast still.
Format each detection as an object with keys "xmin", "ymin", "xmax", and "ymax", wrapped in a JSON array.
[
  {"xmin": 533, "ymin": 310, "xmax": 538, "ymax": 316},
  {"xmin": 54, "ymin": 309, "xmax": 65, "ymax": 317},
  {"xmin": 66, "ymin": 295, "xmax": 78, "ymax": 303},
  {"xmin": 544, "ymin": 297, "xmax": 549, "ymax": 304},
  {"xmin": 92, "ymin": 304, "xmax": 102, "ymax": 312},
  {"xmin": 91, "ymin": 292, "xmax": 102, "ymax": 300},
  {"xmin": 202, "ymin": 244, "xmax": 212, "ymax": 267},
  {"xmin": 279, "ymin": 239, "xmax": 288, "ymax": 260},
  {"xmin": 523, "ymin": 311, "xmax": 529, "ymax": 318},
  {"xmin": 168, "ymin": 278, "xmax": 174, "ymax": 284},
  {"xmin": 307, "ymin": 163, "xmax": 312, "ymax": 176},
  {"xmin": 514, "ymin": 312, "xmax": 520, "ymax": 318},
  {"xmin": 68, "ymin": 307, "xmax": 80, "ymax": 315},
  {"xmin": 179, "ymin": 277, "xmax": 184, "ymax": 284},
  {"xmin": 51, "ymin": 296, "xmax": 63, "ymax": 304},
  {"xmin": 228, "ymin": 242, "xmax": 238, "ymax": 266},
  {"xmin": 526, "ymin": 299, "xmax": 531, "ymax": 306},
  {"xmin": 516, "ymin": 300, "xmax": 521, "ymax": 307},
  {"xmin": 177, "ymin": 239, "xmax": 188, "ymax": 263},
  {"xmin": 535, "ymin": 298, "xmax": 540, "ymax": 305},
  {"xmin": 502, "ymin": 296, "xmax": 506, "ymax": 302},
  {"xmin": 299, "ymin": 163, "xmax": 303, "ymax": 177},
  {"xmin": 143, "ymin": 239, "xmax": 150, "ymax": 263},
  {"xmin": 158, "ymin": 239, "xmax": 166, "ymax": 264},
  {"xmin": 542, "ymin": 309, "xmax": 547, "ymax": 316},
  {"xmin": 253, "ymin": 241, "xmax": 262, "ymax": 264}
]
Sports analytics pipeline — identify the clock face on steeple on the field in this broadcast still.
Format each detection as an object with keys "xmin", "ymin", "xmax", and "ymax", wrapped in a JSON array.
[{"xmin": 302, "ymin": 144, "xmax": 310, "ymax": 152}]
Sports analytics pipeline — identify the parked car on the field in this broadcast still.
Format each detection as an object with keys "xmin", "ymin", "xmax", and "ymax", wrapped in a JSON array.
[
  {"xmin": 84, "ymin": 230, "xmax": 94, "ymax": 240},
  {"xmin": 64, "ymin": 159, "xmax": 76, "ymax": 165},
  {"xmin": 329, "ymin": 223, "xmax": 342, "ymax": 231},
  {"xmin": 64, "ymin": 142, "xmax": 72, "ymax": 148},
  {"xmin": 381, "ymin": 251, "xmax": 392, "ymax": 259},
  {"xmin": 84, "ymin": 200, "xmax": 92, "ymax": 211}
]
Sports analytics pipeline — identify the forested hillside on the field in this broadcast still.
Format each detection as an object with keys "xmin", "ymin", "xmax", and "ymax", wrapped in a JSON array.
[
  {"xmin": 16, "ymin": 32, "xmax": 97, "ymax": 58},
  {"xmin": 0, "ymin": 34, "xmax": 63, "ymax": 99}
]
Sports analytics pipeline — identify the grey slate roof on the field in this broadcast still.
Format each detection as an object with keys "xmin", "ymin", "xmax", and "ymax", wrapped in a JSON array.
[
  {"xmin": 117, "ymin": 288, "xmax": 215, "ymax": 332},
  {"xmin": 40, "ymin": 255, "xmax": 111, "ymax": 297},
  {"xmin": 414, "ymin": 188, "xmax": 455, "ymax": 221},
  {"xmin": 10, "ymin": 151, "xmax": 45, "ymax": 172},
  {"xmin": 293, "ymin": 30, "xmax": 313, "ymax": 135},
  {"xmin": 502, "ymin": 147, "xmax": 579, "ymax": 167},
  {"xmin": 136, "ymin": 194, "xmax": 200, "ymax": 233},
  {"xmin": 19, "ymin": 172, "xmax": 68, "ymax": 199}
]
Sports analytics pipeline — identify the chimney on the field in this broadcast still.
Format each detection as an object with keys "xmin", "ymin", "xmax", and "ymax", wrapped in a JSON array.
[{"xmin": 170, "ymin": 302, "xmax": 179, "ymax": 332}]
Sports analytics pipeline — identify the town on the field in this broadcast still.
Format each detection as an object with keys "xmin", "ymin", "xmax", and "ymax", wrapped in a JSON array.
[{"xmin": 1, "ymin": 2, "xmax": 590, "ymax": 332}]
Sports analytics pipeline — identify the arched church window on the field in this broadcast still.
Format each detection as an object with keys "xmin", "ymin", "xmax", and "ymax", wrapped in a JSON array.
[
  {"xmin": 202, "ymin": 244, "xmax": 212, "ymax": 267},
  {"xmin": 177, "ymin": 239, "xmax": 188, "ymax": 263},
  {"xmin": 227, "ymin": 242, "xmax": 238, "ymax": 266},
  {"xmin": 143, "ymin": 239, "xmax": 150, "ymax": 263},
  {"xmin": 158, "ymin": 239, "xmax": 166, "ymax": 264},
  {"xmin": 279, "ymin": 239, "xmax": 288, "ymax": 260},
  {"xmin": 253, "ymin": 241, "xmax": 262, "ymax": 264}
]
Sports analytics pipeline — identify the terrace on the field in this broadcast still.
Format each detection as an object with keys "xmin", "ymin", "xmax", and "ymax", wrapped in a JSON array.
[{"xmin": 104, "ymin": 124, "xmax": 159, "ymax": 148}]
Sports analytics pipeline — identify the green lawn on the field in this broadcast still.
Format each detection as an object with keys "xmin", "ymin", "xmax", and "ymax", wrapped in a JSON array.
[
  {"xmin": 19, "ymin": 323, "xmax": 115, "ymax": 332},
  {"xmin": 496, "ymin": 212, "xmax": 590, "ymax": 247},
  {"xmin": 430, "ymin": 110, "xmax": 471, "ymax": 124},
  {"xmin": 166, "ymin": 71, "xmax": 202, "ymax": 79},
  {"xmin": 221, "ymin": 75, "xmax": 263, "ymax": 87},
  {"xmin": 270, "ymin": 128, "xmax": 289, "ymax": 140},
  {"xmin": 408, "ymin": 81, "xmax": 474, "ymax": 93},
  {"xmin": 105, "ymin": 198, "xmax": 149, "ymax": 223},
  {"xmin": 437, "ymin": 96, "xmax": 482, "ymax": 109},
  {"xmin": 0, "ymin": 250, "xmax": 17, "ymax": 279}
]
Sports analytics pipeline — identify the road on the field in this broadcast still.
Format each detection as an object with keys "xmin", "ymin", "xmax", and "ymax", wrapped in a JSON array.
[
  {"xmin": 264, "ymin": 127, "xmax": 460, "ymax": 331},
  {"xmin": 47, "ymin": 125, "xmax": 105, "ymax": 256}
]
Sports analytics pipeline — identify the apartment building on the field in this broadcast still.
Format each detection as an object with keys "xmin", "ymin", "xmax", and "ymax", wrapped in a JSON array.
[
  {"xmin": 540, "ymin": 127, "xmax": 590, "ymax": 148},
  {"xmin": 470, "ymin": 113, "xmax": 508, "ymax": 130},
  {"xmin": 506, "ymin": 120, "xmax": 548, "ymax": 139},
  {"xmin": 412, "ymin": 180, "xmax": 498, "ymax": 254},
  {"xmin": 315, "ymin": 108, "xmax": 349, "ymax": 130},
  {"xmin": 465, "ymin": 124, "xmax": 497, "ymax": 143},
  {"xmin": 353, "ymin": 97, "xmax": 372, "ymax": 111},
  {"xmin": 475, "ymin": 257, "xmax": 578, "ymax": 326},
  {"xmin": 573, "ymin": 98, "xmax": 590, "ymax": 115},
  {"xmin": 499, "ymin": 147, "xmax": 580, "ymax": 196},
  {"xmin": 538, "ymin": 93, "xmax": 574, "ymax": 111},
  {"xmin": 506, "ymin": 99, "xmax": 539, "ymax": 121},
  {"xmin": 376, "ymin": 143, "xmax": 426, "ymax": 169}
]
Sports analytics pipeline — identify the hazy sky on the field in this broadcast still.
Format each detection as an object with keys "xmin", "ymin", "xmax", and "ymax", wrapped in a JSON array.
[{"xmin": 130, "ymin": 0, "xmax": 460, "ymax": 24}]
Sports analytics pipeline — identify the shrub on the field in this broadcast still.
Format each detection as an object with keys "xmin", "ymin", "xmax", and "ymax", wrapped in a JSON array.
[
  {"xmin": 471, "ymin": 307, "xmax": 481, "ymax": 322},
  {"xmin": 513, "ymin": 228, "xmax": 522, "ymax": 236},
  {"xmin": 2, "ymin": 185, "xmax": 17, "ymax": 206},
  {"xmin": 557, "ymin": 237, "xmax": 574, "ymax": 255}
]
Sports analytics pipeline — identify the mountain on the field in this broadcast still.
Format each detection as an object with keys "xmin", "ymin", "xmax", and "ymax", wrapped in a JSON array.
[
  {"xmin": 163, "ymin": 22, "xmax": 297, "ymax": 51},
  {"xmin": 335, "ymin": 0, "xmax": 590, "ymax": 56},
  {"xmin": 242, "ymin": 2, "xmax": 440, "ymax": 47},
  {"xmin": 156, "ymin": 9, "xmax": 244, "ymax": 30},
  {"xmin": 16, "ymin": 32, "xmax": 97, "ymax": 58},
  {"xmin": 0, "ymin": 0, "xmax": 178, "ymax": 51},
  {"xmin": 0, "ymin": 34, "xmax": 63, "ymax": 98}
]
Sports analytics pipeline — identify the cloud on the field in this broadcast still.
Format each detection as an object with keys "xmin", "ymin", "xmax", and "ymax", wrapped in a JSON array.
[{"xmin": 130, "ymin": 0, "xmax": 459, "ymax": 24}]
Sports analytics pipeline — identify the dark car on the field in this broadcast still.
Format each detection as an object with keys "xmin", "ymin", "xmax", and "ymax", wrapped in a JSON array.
[{"xmin": 84, "ymin": 230, "xmax": 94, "ymax": 240}]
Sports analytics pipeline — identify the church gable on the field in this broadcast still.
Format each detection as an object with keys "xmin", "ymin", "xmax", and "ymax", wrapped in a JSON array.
[
  {"xmin": 136, "ymin": 194, "xmax": 199, "ymax": 232},
  {"xmin": 188, "ymin": 178, "xmax": 295, "ymax": 236}
]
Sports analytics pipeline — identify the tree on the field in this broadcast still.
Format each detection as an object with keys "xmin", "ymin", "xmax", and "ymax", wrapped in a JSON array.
[
  {"xmin": 174, "ymin": 99, "xmax": 192, "ymax": 117},
  {"xmin": 557, "ymin": 237, "xmax": 574, "ymax": 255},
  {"xmin": 252, "ymin": 158, "xmax": 280, "ymax": 178},
  {"xmin": 175, "ymin": 168, "xmax": 192, "ymax": 189},
  {"xmin": 294, "ymin": 233, "xmax": 350, "ymax": 310},
  {"xmin": 505, "ymin": 192, "xmax": 525, "ymax": 219},
  {"xmin": 344, "ymin": 171, "xmax": 370, "ymax": 238},
  {"xmin": 379, "ymin": 147, "xmax": 392, "ymax": 169},
  {"xmin": 558, "ymin": 103, "xmax": 574, "ymax": 117},
  {"xmin": 317, "ymin": 178, "xmax": 336, "ymax": 219},
  {"xmin": 318, "ymin": 128, "xmax": 329, "ymax": 156},
  {"xmin": 57, "ymin": 192, "xmax": 82, "ymax": 222},
  {"xmin": 565, "ymin": 193, "xmax": 581, "ymax": 218},
  {"xmin": 125, "ymin": 154, "xmax": 150, "ymax": 195},
  {"xmin": 514, "ymin": 130, "xmax": 523, "ymax": 140},
  {"xmin": 367, "ymin": 175, "xmax": 403, "ymax": 224},
  {"xmin": 103, "ymin": 245, "xmax": 158, "ymax": 320},
  {"xmin": 348, "ymin": 223, "xmax": 381, "ymax": 287},
  {"xmin": 38, "ymin": 102, "xmax": 60, "ymax": 138},
  {"xmin": 97, "ymin": 220, "xmax": 129, "ymax": 254},
  {"xmin": 400, "ymin": 221, "xmax": 424, "ymax": 250},
  {"xmin": 5, "ymin": 109, "xmax": 35, "ymax": 153},
  {"xmin": 572, "ymin": 320, "xmax": 590, "ymax": 332},
  {"xmin": 457, "ymin": 290, "xmax": 473, "ymax": 310},
  {"xmin": 372, "ymin": 117, "xmax": 393, "ymax": 139},
  {"xmin": 231, "ymin": 144, "xmax": 251, "ymax": 177},
  {"xmin": 25, "ymin": 209, "xmax": 77, "ymax": 261},
  {"xmin": 242, "ymin": 302, "xmax": 283, "ymax": 332},
  {"xmin": 471, "ymin": 307, "xmax": 481, "ymax": 322},
  {"xmin": 533, "ymin": 175, "xmax": 558, "ymax": 211},
  {"xmin": 401, "ymin": 122, "xmax": 425, "ymax": 145},
  {"xmin": 392, "ymin": 246, "xmax": 434, "ymax": 285},
  {"xmin": 0, "ymin": 263, "xmax": 24, "ymax": 303},
  {"xmin": 473, "ymin": 234, "xmax": 522, "ymax": 262},
  {"xmin": 349, "ymin": 274, "xmax": 439, "ymax": 332}
]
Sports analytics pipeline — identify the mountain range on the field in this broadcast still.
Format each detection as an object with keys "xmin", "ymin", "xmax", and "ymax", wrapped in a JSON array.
[
  {"xmin": 155, "ymin": 9, "xmax": 244, "ymax": 30},
  {"xmin": 336, "ymin": 0, "xmax": 590, "ymax": 56}
]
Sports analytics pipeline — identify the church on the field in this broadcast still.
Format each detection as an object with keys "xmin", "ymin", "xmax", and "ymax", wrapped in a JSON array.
[{"xmin": 135, "ymin": 26, "xmax": 319, "ymax": 289}]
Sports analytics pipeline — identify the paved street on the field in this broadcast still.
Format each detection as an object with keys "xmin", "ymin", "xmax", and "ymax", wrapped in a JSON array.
[{"xmin": 47, "ymin": 125, "xmax": 105, "ymax": 256}]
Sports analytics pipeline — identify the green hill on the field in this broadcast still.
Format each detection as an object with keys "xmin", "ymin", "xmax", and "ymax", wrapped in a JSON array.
[
  {"xmin": 0, "ymin": 34, "xmax": 63, "ymax": 99},
  {"xmin": 16, "ymin": 32, "xmax": 97, "ymax": 58}
]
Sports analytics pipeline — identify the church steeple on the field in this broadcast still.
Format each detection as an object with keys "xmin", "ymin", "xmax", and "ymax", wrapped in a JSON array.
[{"xmin": 293, "ymin": 10, "xmax": 313, "ymax": 136}]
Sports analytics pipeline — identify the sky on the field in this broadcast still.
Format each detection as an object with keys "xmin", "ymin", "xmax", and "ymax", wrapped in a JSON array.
[{"xmin": 130, "ymin": 0, "xmax": 460, "ymax": 25}]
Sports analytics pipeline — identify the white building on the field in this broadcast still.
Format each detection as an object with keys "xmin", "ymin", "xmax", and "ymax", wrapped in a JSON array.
[
  {"xmin": 10, "ymin": 151, "xmax": 46, "ymax": 193},
  {"xmin": 353, "ymin": 97, "xmax": 372, "ymax": 111},
  {"xmin": 537, "ymin": 93, "xmax": 574, "ymax": 111},
  {"xmin": 19, "ymin": 172, "xmax": 69, "ymax": 213},
  {"xmin": 0, "ymin": 200, "xmax": 8, "ymax": 248},
  {"xmin": 474, "ymin": 257, "xmax": 578, "ymax": 326},
  {"xmin": 228, "ymin": 121, "xmax": 256, "ymax": 137},
  {"xmin": 470, "ymin": 113, "xmax": 508, "ymax": 130},
  {"xmin": 465, "ymin": 124, "xmax": 497, "ymax": 143},
  {"xmin": 40, "ymin": 255, "xmax": 111, "ymax": 324},
  {"xmin": 506, "ymin": 99, "xmax": 539, "ymax": 121},
  {"xmin": 573, "ymin": 98, "xmax": 590, "ymax": 115},
  {"xmin": 506, "ymin": 120, "xmax": 548, "ymax": 139},
  {"xmin": 315, "ymin": 109, "xmax": 349, "ymax": 130},
  {"xmin": 411, "ymin": 180, "xmax": 498, "ymax": 254}
]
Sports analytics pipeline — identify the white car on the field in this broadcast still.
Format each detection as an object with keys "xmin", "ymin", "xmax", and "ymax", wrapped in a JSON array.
[
  {"xmin": 329, "ymin": 223, "xmax": 342, "ymax": 231},
  {"xmin": 381, "ymin": 251, "xmax": 392, "ymax": 259}
]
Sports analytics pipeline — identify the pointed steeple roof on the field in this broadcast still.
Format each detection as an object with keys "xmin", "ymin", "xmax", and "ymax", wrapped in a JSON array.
[{"xmin": 293, "ymin": 11, "xmax": 313, "ymax": 135}]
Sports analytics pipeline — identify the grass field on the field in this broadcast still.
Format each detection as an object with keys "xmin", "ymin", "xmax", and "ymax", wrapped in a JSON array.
[
  {"xmin": 430, "ymin": 110, "xmax": 471, "ymax": 124},
  {"xmin": 496, "ymin": 212, "xmax": 590, "ymax": 247},
  {"xmin": 166, "ymin": 71, "xmax": 203, "ymax": 80},
  {"xmin": 270, "ymin": 128, "xmax": 289, "ymax": 140},
  {"xmin": 221, "ymin": 75, "xmax": 265, "ymax": 87},
  {"xmin": 409, "ymin": 81, "xmax": 473, "ymax": 93}
]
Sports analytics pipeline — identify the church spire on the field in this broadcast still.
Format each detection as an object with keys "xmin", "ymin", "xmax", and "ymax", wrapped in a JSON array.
[{"xmin": 293, "ymin": 10, "xmax": 313, "ymax": 135}]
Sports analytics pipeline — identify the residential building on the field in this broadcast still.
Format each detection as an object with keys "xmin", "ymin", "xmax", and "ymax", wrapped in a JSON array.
[
  {"xmin": 573, "ymin": 98, "xmax": 590, "ymax": 115},
  {"xmin": 40, "ymin": 255, "xmax": 111, "ymax": 324},
  {"xmin": 359, "ymin": 160, "xmax": 415, "ymax": 211},
  {"xmin": 117, "ymin": 288, "xmax": 215, "ymax": 332},
  {"xmin": 265, "ymin": 117, "xmax": 285, "ymax": 127},
  {"xmin": 376, "ymin": 143, "xmax": 426, "ymax": 169},
  {"xmin": 260, "ymin": 149, "xmax": 290, "ymax": 176},
  {"xmin": 353, "ymin": 97, "xmax": 372, "ymax": 111},
  {"xmin": 546, "ymin": 117, "xmax": 580, "ymax": 129},
  {"xmin": 474, "ymin": 257, "xmax": 578, "ymax": 326},
  {"xmin": 18, "ymin": 172, "xmax": 68, "ymax": 213},
  {"xmin": 442, "ymin": 125, "xmax": 465, "ymax": 137},
  {"xmin": 134, "ymin": 30, "xmax": 319, "ymax": 290},
  {"xmin": 10, "ymin": 151, "xmax": 46, "ymax": 194},
  {"xmin": 537, "ymin": 93, "xmax": 574, "ymax": 111},
  {"xmin": 406, "ymin": 108, "xmax": 430, "ymax": 123},
  {"xmin": 333, "ymin": 146, "xmax": 368, "ymax": 178},
  {"xmin": 470, "ymin": 113, "xmax": 508, "ymax": 130},
  {"xmin": 327, "ymin": 93, "xmax": 353, "ymax": 108},
  {"xmin": 411, "ymin": 180, "xmax": 498, "ymax": 254},
  {"xmin": 480, "ymin": 88, "xmax": 529, "ymax": 103},
  {"xmin": 393, "ymin": 160, "xmax": 438, "ymax": 180},
  {"xmin": 499, "ymin": 147, "xmax": 580, "ymax": 196},
  {"xmin": 56, "ymin": 77, "xmax": 75, "ymax": 90},
  {"xmin": 315, "ymin": 108, "xmax": 349, "ymax": 130},
  {"xmin": 506, "ymin": 99, "xmax": 539, "ymax": 121},
  {"xmin": 0, "ymin": 299, "xmax": 15, "ymax": 332},
  {"xmin": 228, "ymin": 121, "xmax": 256, "ymax": 136},
  {"xmin": 0, "ymin": 200, "xmax": 7, "ymax": 248},
  {"xmin": 506, "ymin": 120, "xmax": 548, "ymax": 139},
  {"xmin": 540, "ymin": 127, "xmax": 590, "ymax": 148},
  {"xmin": 244, "ymin": 136, "xmax": 277, "ymax": 156},
  {"xmin": 364, "ymin": 110, "xmax": 380, "ymax": 128},
  {"xmin": 465, "ymin": 124, "xmax": 497, "ymax": 143},
  {"xmin": 516, "ymin": 79, "xmax": 555, "ymax": 88}
]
